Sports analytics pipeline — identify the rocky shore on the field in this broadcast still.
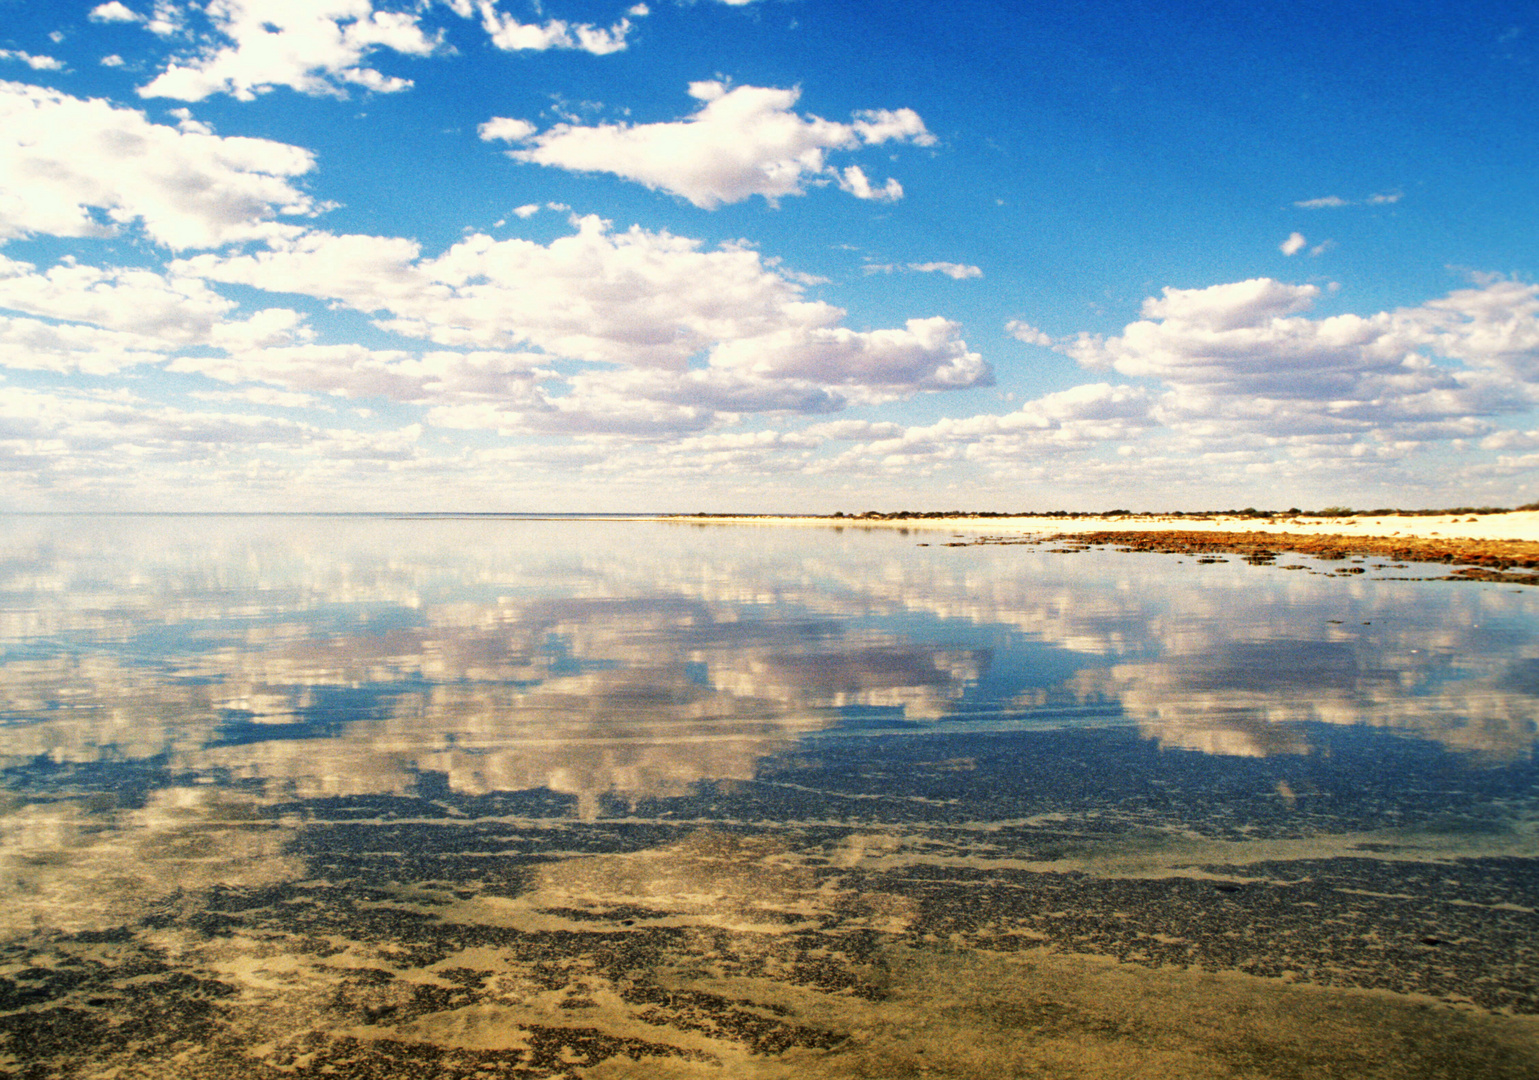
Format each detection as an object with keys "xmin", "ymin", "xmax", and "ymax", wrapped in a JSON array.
[
  {"xmin": 669, "ymin": 511, "xmax": 1539, "ymax": 582},
  {"xmin": 969, "ymin": 529, "xmax": 1539, "ymax": 584}
]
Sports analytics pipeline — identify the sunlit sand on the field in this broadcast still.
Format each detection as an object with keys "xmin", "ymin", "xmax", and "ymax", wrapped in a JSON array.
[{"xmin": 667, "ymin": 509, "xmax": 1539, "ymax": 543}]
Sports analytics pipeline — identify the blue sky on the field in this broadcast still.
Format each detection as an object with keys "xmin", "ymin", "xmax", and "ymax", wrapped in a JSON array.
[{"xmin": 0, "ymin": 0, "xmax": 1535, "ymax": 511}]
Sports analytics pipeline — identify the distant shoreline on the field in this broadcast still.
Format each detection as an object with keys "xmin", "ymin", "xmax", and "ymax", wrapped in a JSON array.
[{"xmin": 662, "ymin": 511, "xmax": 1539, "ymax": 582}]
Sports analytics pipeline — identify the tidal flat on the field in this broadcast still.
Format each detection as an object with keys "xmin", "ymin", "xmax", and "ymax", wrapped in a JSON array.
[{"xmin": 0, "ymin": 515, "xmax": 1535, "ymax": 1078}]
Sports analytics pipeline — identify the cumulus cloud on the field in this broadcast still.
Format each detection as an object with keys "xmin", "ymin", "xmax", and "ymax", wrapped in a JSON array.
[
  {"xmin": 175, "ymin": 217, "xmax": 823, "ymax": 367},
  {"xmin": 1056, "ymin": 276, "xmax": 1539, "ymax": 444},
  {"xmin": 709, "ymin": 317, "xmax": 988, "ymax": 390},
  {"xmin": 169, "ymin": 215, "xmax": 987, "ymax": 437},
  {"xmin": 175, "ymin": 216, "xmax": 985, "ymax": 392},
  {"xmin": 0, "ymin": 316, "xmax": 170, "ymax": 374},
  {"xmin": 478, "ymin": 116, "xmax": 536, "ymax": 142},
  {"xmin": 0, "ymin": 81, "xmax": 318, "ymax": 248},
  {"xmin": 822, "ymin": 383, "xmax": 1157, "ymax": 472},
  {"xmin": 837, "ymin": 165, "xmax": 902, "ymax": 202},
  {"xmin": 0, "ymin": 385, "xmax": 315, "ymax": 456},
  {"xmin": 0, "ymin": 252, "xmax": 319, "ymax": 372},
  {"xmin": 90, "ymin": 2, "xmax": 142, "ymax": 21},
  {"xmin": 172, "ymin": 344, "xmax": 549, "ymax": 405},
  {"xmin": 136, "ymin": 0, "xmax": 440, "ymax": 101},
  {"xmin": 1402, "ymin": 278, "xmax": 1539, "ymax": 381},
  {"xmin": 0, "ymin": 386, "xmax": 434, "ymax": 505},
  {"xmin": 0, "ymin": 254, "xmax": 237, "ymax": 344},
  {"xmin": 1137, "ymin": 277, "xmax": 1320, "ymax": 330},
  {"xmin": 1280, "ymin": 231, "xmax": 1306, "ymax": 256},
  {"xmin": 474, "ymin": 0, "xmax": 641, "ymax": 55},
  {"xmin": 1005, "ymin": 320, "xmax": 1053, "ymax": 346},
  {"xmin": 0, "ymin": 50, "xmax": 65, "ymax": 71},
  {"xmin": 494, "ymin": 81, "xmax": 933, "ymax": 208}
]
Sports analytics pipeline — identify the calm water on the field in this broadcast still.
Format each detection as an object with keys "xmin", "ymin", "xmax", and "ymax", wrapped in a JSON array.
[{"xmin": 1, "ymin": 515, "xmax": 1535, "ymax": 1078}]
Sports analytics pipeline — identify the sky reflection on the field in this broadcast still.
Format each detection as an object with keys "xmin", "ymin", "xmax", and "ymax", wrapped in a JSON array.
[
  {"xmin": 2, "ymin": 517, "xmax": 1537, "ymax": 1076},
  {"xmin": 2, "ymin": 516, "xmax": 1535, "ymax": 801}
]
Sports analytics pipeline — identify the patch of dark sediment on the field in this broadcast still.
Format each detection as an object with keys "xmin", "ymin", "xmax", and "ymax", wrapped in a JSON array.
[{"xmin": 973, "ymin": 530, "xmax": 1539, "ymax": 584}]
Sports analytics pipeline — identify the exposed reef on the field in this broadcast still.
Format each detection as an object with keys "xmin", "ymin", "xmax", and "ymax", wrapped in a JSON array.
[{"xmin": 964, "ymin": 529, "xmax": 1539, "ymax": 584}]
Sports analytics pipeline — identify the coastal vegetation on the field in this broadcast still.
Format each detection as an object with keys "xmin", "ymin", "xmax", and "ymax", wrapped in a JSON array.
[{"xmin": 689, "ymin": 503, "xmax": 1539, "ymax": 521}]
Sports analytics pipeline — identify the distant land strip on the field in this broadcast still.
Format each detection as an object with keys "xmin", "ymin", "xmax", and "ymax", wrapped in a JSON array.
[
  {"xmin": 974, "ymin": 530, "xmax": 1539, "ymax": 585},
  {"xmin": 665, "ymin": 509, "xmax": 1539, "ymax": 583}
]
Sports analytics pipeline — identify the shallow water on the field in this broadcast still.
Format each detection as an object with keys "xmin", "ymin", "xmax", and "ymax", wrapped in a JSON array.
[{"xmin": 0, "ymin": 515, "xmax": 1535, "ymax": 1078}]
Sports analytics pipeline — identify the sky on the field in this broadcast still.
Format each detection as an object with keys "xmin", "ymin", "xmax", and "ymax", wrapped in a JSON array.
[{"xmin": 0, "ymin": 0, "xmax": 1535, "ymax": 512}]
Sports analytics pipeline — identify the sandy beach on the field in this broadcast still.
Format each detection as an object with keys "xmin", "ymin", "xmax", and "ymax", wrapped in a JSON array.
[
  {"xmin": 670, "ymin": 510, "xmax": 1539, "ymax": 542},
  {"xmin": 667, "ymin": 510, "xmax": 1539, "ymax": 579}
]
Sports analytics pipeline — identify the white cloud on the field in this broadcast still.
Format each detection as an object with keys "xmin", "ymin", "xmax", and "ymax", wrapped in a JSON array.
[
  {"xmin": 1295, "ymin": 192, "xmax": 1402, "ymax": 209},
  {"xmin": 1403, "ymin": 278, "xmax": 1539, "ymax": 381},
  {"xmin": 0, "ymin": 316, "xmax": 170, "ymax": 374},
  {"xmin": 709, "ymin": 317, "xmax": 989, "ymax": 391},
  {"xmin": 474, "ymin": 0, "xmax": 641, "ymax": 55},
  {"xmin": 867, "ymin": 261, "xmax": 983, "ymax": 280},
  {"xmin": 502, "ymin": 82, "xmax": 935, "ymax": 209},
  {"xmin": 1137, "ymin": 277, "xmax": 1320, "ymax": 331},
  {"xmin": 172, "ymin": 343, "xmax": 551, "ymax": 412},
  {"xmin": 0, "ymin": 50, "xmax": 65, "ymax": 71},
  {"xmin": 0, "ymin": 385, "xmax": 424, "ymax": 480},
  {"xmin": 909, "ymin": 262, "xmax": 981, "ymax": 280},
  {"xmin": 0, "ymin": 254, "xmax": 236, "ymax": 344},
  {"xmin": 145, "ymin": 1, "xmax": 185, "ymax": 37},
  {"xmin": 0, "ymin": 81, "xmax": 318, "ymax": 248},
  {"xmin": 1005, "ymin": 320, "xmax": 1052, "ymax": 346},
  {"xmin": 190, "ymin": 385, "xmax": 326, "ymax": 409},
  {"xmin": 800, "ymin": 419, "xmax": 905, "ymax": 442},
  {"xmin": 822, "ymin": 383, "xmax": 1157, "ymax": 472},
  {"xmin": 837, "ymin": 165, "xmax": 903, "ymax": 202},
  {"xmin": 166, "ymin": 106, "xmax": 214, "ymax": 134},
  {"xmin": 1057, "ymin": 277, "xmax": 1539, "ymax": 444},
  {"xmin": 90, "ymin": 2, "xmax": 142, "ymax": 22},
  {"xmin": 170, "ymin": 216, "xmax": 988, "ymax": 437},
  {"xmin": 137, "ymin": 0, "xmax": 440, "ymax": 102},
  {"xmin": 175, "ymin": 216, "xmax": 831, "ymax": 367},
  {"xmin": 0, "ymin": 253, "xmax": 315, "ymax": 371},
  {"xmin": 511, "ymin": 203, "xmax": 541, "ymax": 218},
  {"xmin": 101, "ymin": 54, "xmax": 127, "ymax": 67},
  {"xmin": 1280, "ymin": 231, "xmax": 1306, "ymax": 256},
  {"xmin": 478, "ymin": 116, "xmax": 536, "ymax": 142}
]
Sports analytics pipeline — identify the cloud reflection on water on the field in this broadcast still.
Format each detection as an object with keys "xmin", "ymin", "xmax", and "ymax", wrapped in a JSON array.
[
  {"xmin": 0, "ymin": 516, "xmax": 1535, "ymax": 822},
  {"xmin": 2, "ymin": 517, "xmax": 1538, "ymax": 1075}
]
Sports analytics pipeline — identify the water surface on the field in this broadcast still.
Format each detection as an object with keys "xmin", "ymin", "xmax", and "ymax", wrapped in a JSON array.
[{"xmin": 1, "ymin": 516, "xmax": 1536, "ymax": 1078}]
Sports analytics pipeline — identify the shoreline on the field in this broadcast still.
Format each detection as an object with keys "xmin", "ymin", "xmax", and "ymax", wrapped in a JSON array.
[{"xmin": 664, "ymin": 511, "xmax": 1539, "ymax": 581}]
